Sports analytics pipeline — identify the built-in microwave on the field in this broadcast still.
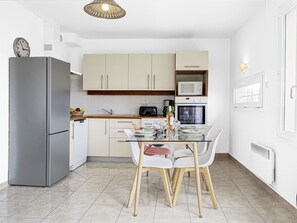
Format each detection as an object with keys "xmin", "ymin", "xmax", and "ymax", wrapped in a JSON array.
[
  {"xmin": 175, "ymin": 97, "xmax": 207, "ymax": 126},
  {"xmin": 178, "ymin": 81, "xmax": 203, "ymax": 96}
]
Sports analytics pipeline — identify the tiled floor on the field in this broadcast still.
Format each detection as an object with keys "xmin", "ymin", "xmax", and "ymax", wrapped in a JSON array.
[{"xmin": 0, "ymin": 158, "xmax": 296, "ymax": 223}]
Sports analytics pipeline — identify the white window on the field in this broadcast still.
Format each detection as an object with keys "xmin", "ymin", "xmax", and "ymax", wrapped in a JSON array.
[{"xmin": 279, "ymin": 3, "xmax": 297, "ymax": 140}]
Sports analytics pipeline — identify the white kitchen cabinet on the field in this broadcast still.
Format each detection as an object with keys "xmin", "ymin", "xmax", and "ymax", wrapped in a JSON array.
[
  {"xmin": 70, "ymin": 119, "xmax": 88, "ymax": 171},
  {"xmin": 88, "ymin": 119, "xmax": 109, "ymax": 156},
  {"xmin": 106, "ymin": 54, "xmax": 129, "ymax": 90},
  {"xmin": 152, "ymin": 54, "xmax": 175, "ymax": 90},
  {"xmin": 83, "ymin": 54, "xmax": 105, "ymax": 90},
  {"xmin": 128, "ymin": 54, "xmax": 152, "ymax": 90},
  {"xmin": 109, "ymin": 119, "xmax": 140, "ymax": 157},
  {"xmin": 176, "ymin": 51, "xmax": 208, "ymax": 71}
]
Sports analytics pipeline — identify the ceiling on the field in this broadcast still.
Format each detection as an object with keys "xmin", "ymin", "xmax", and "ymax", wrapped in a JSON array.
[{"xmin": 17, "ymin": 0, "xmax": 266, "ymax": 39}]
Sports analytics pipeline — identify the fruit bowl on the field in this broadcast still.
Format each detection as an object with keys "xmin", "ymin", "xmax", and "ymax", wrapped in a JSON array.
[
  {"xmin": 70, "ymin": 111, "xmax": 85, "ymax": 116},
  {"xmin": 70, "ymin": 107, "xmax": 85, "ymax": 116}
]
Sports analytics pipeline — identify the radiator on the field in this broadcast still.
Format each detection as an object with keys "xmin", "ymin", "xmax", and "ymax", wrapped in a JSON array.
[{"xmin": 251, "ymin": 142, "xmax": 275, "ymax": 185}]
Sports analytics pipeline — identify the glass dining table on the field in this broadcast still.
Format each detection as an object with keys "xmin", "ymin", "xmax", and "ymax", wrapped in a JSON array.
[{"xmin": 125, "ymin": 130, "xmax": 212, "ymax": 218}]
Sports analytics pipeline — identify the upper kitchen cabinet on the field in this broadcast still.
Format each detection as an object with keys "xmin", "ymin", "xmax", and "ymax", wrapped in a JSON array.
[
  {"xmin": 106, "ymin": 54, "xmax": 129, "ymax": 90},
  {"xmin": 152, "ymin": 54, "xmax": 175, "ymax": 90},
  {"xmin": 176, "ymin": 51, "xmax": 208, "ymax": 71},
  {"xmin": 128, "ymin": 54, "xmax": 152, "ymax": 90},
  {"xmin": 83, "ymin": 54, "xmax": 105, "ymax": 90}
]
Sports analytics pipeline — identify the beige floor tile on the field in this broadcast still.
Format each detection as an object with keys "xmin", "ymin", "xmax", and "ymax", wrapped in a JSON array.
[
  {"xmin": 86, "ymin": 175, "xmax": 114, "ymax": 183},
  {"xmin": 95, "ymin": 192, "xmax": 128, "ymax": 206},
  {"xmin": 222, "ymin": 207, "xmax": 265, "ymax": 223},
  {"xmin": 64, "ymin": 192, "xmax": 99, "ymax": 204},
  {"xmin": 189, "ymin": 206, "xmax": 228, "ymax": 223},
  {"xmin": 216, "ymin": 193, "xmax": 252, "ymax": 208},
  {"xmin": 76, "ymin": 182, "xmax": 108, "ymax": 193},
  {"xmin": 42, "ymin": 219, "xmax": 78, "ymax": 223},
  {"xmin": 80, "ymin": 204, "xmax": 122, "ymax": 222},
  {"xmin": 46, "ymin": 203, "xmax": 91, "ymax": 220},
  {"xmin": 246, "ymin": 194, "xmax": 283, "ymax": 208},
  {"xmin": 11, "ymin": 202, "xmax": 58, "ymax": 219},
  {"xmin": 3, "ymin": 191, "xmax": 45, "ymax": 203},
  {"xmin": 3, "ymin": 218, "xmax": 43, "ymax": 223},
  {"xmin": 255, "ymin": 206, "xmax": 297, "ymax": 223},
  {"xmin": 0, "ymin": 217, "xmax": 6, "ymax": 222},
  {"xmin": 48, "ymin": 183, "xmax": 73, "ymax": 192},
  {"xmin": 237, "ymin": 184, "xmax": 270, "ymax": 196},
  {"xmin": 213, "ymin": 184, "xmax": 241, "ymax": 195},
  {"xmin": 231, "ymin": 176, "xmax": 258, "ymax": 186},
  {"xmin": 0, "ymin": 201, "xmax": 28, "ymax": 217},
  {"xmin": 154, "ymin": 206, "xmax": 189, "ymax": 220},
  {"xmin": 33, "ymin": 191, "xmax": 73, "ymax": 204},
  {"xmin": 117, "ymin": 206, "xmax": 155, "ymax": 223},
  {"xmin": 154, "ymin": 218, "xmax": 190, "ymax": 223},
  {"xmin": 0, "ymin": 191, "xmax": 16, "ymax": 202}
]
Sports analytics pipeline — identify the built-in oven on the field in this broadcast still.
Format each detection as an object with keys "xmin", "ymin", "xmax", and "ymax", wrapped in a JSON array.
[{"xmin": 175, "ymin": 97, "xmax": 208, "ymax": 126}]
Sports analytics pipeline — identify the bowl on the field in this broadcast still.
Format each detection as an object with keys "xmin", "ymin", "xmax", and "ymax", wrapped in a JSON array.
[{"xmin": 70, "ymin": 111, "xmax": 85, "ymax": 116}]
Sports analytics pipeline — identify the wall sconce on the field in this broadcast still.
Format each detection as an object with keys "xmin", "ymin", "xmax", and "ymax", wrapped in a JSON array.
[{"xmin": 240, "ymin": 63, "xmax": 248, "ymax": 73}]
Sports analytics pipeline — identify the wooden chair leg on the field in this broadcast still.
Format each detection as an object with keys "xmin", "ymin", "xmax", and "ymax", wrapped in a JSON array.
[
  {"xmin": 173, "ymin": 168, "xmax": 185, "ymax": 206},
  {"xmin": 127, "ymin": 167, "xmax": 138, "ymax": 208},
  {"xmin": 203, "ymin": 167, "xmax": 218, "ymax": 209},
  {"xmin": 165, "ymin": 169, "xmax": 173, "ymax": 195},
  {"xmin": 201, "ymin": 171, "xmax": 209, "ymax": 191},
  {"xmin": 172, "ymin": 168, "xmax": 180, "ymax": 192},
  {"xmin": 160, "ymin": 169, "xmax": 173, "ymax": 208},
  {"xmin": 188, "ymin": 172, "xmax": 191, "ymax": 177},
  {"xmin": 146, "ymin": 171, "xmax": 149, "ymax": 177}
]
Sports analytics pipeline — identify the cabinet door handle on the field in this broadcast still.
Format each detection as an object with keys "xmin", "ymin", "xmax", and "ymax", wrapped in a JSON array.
[
  {"xmin": 72, "ymin": 123, "xmax": 74, "ymax": 139},
  {"xmin": 117, "ymin": 130, "xmax": 124, "ymax": 133},
  {"xmin": 184, "ymin": 65, "xmax": 200, "ymax": 68},
  {"xmin": 106, "ymin": 74, "xmax": 109, "ymax": 89},
  {"xmin": 290, "ymin": 85, "xmax": 297, "ymax": 99},
  {"xmin": 147, "ymin": 75, "xmax": 150, "ymax": 89},
  {"xmin": 101, "ymin": 75, "xmax": 103, "ymax": 89},
  {"xmin": 105, "ymin": 120, "xmax": 107, "ymax": 135},
  {"xmin": 153, "ymin": 75, "xmax": 156, "ymax": 89},
  {"xmin": 117, "ymin": 121, "xmax": 133, "ymax": 123}
]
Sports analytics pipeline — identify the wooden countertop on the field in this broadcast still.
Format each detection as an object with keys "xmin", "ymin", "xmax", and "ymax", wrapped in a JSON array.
[{"xmin": 70, "ymin": 114, "xmax": 164, "ymax": 120}]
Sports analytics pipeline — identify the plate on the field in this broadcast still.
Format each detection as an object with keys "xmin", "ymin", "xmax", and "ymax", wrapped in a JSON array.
[
  {"xmin": 135, "ymin": 129, "xmax": 155, "ymax": 134},
  {"xmin": 182, "ymin": 129, "xmax": 202, "ymax": 134},
  {"xmin": 180, "ymin": 126, "xmax": 196, "ymax": 130}
]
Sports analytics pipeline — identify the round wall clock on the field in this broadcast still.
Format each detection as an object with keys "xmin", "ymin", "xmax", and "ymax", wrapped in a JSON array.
[{"xmin": 13, "ymin": 37, "xmax": 30, "ymax": 57}]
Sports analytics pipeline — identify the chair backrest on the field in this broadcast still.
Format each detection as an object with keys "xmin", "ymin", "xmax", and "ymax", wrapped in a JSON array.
[
  {"xmin": 198, "ymin": 126, "xmax": 212, "ymax": 154},
  {"xmin": 201, "ymin": 129, "xmax": 223, "ymax": 167},
  {"xmin": 123, "ymin": 129, "xmax": 140, "ymax": 165}
]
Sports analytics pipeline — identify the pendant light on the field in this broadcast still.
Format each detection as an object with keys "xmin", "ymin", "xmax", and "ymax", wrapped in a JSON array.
[{"xmin": 84, "ymin": 0, "xmax": 126, "ymax": 19}]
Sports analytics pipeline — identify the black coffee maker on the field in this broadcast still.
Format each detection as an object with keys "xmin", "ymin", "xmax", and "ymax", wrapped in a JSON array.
[{"xmin": 163, "ymin": 99, "xmax": 175, "ymax": 117}]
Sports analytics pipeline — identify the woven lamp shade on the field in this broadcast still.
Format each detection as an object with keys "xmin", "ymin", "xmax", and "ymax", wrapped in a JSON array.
[{"xmin": 84, "ymin": 0, "xmax": 126, "ymax": 19}]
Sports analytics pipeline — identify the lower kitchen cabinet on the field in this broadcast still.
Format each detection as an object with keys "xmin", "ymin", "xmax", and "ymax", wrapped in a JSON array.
[
  {"xmin": 109, "ymin": 119, "xmax": 140, "ymax": 157},
  {"xmin": 87, "ymin": 118, "xmax": 140, "ymax": 158},
  {"xmin": 88, "ymin": 118, "xmax": 109, "ymax": 156}
]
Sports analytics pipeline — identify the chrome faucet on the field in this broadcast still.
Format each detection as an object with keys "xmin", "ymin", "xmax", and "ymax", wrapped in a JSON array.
[{"xmin": 101, "ymin": 108, "xmax": 113, "ymax": 115}]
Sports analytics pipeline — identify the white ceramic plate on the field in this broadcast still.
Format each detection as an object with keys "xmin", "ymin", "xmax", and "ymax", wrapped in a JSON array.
[
  {"xmin": 182, "ymin": 129, "xmax": 202, "ymax": 134},
  {"xmin": 135, "ymin": 129, "xmax": 155, "ymax": 134}
]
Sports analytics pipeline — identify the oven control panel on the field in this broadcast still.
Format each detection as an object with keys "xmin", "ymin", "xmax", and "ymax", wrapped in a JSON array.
[{"xmin": 175, "ymin": 96, "xmax": 208, "ymax": 104}]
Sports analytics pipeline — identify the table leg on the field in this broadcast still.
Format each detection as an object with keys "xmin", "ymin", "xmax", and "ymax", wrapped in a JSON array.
[
  {"xmin": 193, "ymin": 142, "xmax": 203, "ymax": 218},
  {"xmin": 134, "ymin": 142, "xmax": 144, "ymax": 217}
]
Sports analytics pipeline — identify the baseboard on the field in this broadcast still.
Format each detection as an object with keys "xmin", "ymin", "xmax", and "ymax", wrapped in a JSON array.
[
  {"xmin": 228, "ymin": 154, "xmax": 297, "ymax": 217},
  {"xmin": 214, "ymin": 153, "xmax": 229, "ymax": 158},
  {"xmin": 87, "ymin": 156, "xmax": 133, "ymax": 163}
]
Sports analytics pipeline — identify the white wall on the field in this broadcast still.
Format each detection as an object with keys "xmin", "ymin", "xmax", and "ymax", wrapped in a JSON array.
[
  {"xmin": 73, "ymin": 38, "xmax": 231, "ymax": 153},
  {"xmin": 230, "ymin": 0, "xmax": 297, "ymax": 207},
  {"xmin": 0, "ymin": 2, "xmax": 44, "ymax": 184}
]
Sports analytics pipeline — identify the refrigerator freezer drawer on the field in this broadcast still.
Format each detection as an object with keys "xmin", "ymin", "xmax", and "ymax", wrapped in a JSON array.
[{"xmin": 47, "ymin": 131, "xmax": 69, "ymax": 186}]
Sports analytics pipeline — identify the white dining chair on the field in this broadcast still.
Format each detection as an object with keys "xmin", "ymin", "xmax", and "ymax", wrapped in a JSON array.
[
  {"xmin": 173, "ymin": 126, "xmax": 212, "ymax": 159},
  {"xmin": 172, "ymin": 129, "xmax": 223, "ymax": 208},
  {"xmin": 124, "ymin": 129, "xmax": 173, "ymax": 211}
]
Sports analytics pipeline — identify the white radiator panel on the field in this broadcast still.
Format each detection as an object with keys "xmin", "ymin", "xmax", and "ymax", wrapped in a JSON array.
[{"xmin": 251, "ymin": 142, "xmax": 275, "ymax": 185}]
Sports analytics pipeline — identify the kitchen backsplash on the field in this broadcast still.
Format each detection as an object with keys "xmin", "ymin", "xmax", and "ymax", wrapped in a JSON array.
[{"xmin": 70, "ymin": 75, "xmax": 174, "ymax": 115}]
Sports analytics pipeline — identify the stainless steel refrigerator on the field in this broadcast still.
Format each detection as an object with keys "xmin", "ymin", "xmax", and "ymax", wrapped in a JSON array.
[{"xmin": 9, "ymin": 57, "xmax": 70, "ymax": 187}]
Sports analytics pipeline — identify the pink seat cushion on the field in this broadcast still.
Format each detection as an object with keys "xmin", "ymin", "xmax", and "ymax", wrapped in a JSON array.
[{"xmin": 144, "ymin": 146, "xmax": 171, "ymax": 156}]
